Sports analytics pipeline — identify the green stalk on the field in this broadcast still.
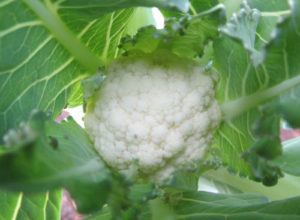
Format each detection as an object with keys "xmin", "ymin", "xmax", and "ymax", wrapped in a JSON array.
[
  {"xmin": 23, "ymin": 0, "xmax": 102, "ymax": 73},
  {"xmin": 221, "ymin": 74, "xmax": 300, "ymax": 120},
  {"xmin": 203, "ymin": 168, "xmax": 300, "ymax": 201}
]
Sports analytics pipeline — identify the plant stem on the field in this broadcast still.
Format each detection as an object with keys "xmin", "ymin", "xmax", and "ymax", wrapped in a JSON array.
[
  {"xmin": 220, "ymin": 74, "xmax": 300, "ymax": 120},
  {"xmin": 203, "ymin": 168, "xmax": 300, "ymax": 201},
  {"xmin": 23, "ymin": 0, "xmax": 102, "ymax": 73}
]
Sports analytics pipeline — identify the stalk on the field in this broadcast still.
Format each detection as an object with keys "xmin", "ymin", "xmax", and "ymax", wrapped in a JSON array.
[
  {"xmin": 221, "ymin": 75, "xmax": 300, "ymax": 120},
  {"xmin": 23, "ymin": 0, "xmax": 102, "ymax": 73}
]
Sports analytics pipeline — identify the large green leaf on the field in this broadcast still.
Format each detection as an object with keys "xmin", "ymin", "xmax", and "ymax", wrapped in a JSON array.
[
  {"xmin": 0, "ymin": 190, "xmax": 62, "ymax": 220},
  {"xmin": 0, "ymin": 0, "xmax": 89, "ymax": 140},
  {"xmin": 0, "ymin": 0, "xmax": 185, "ymax": 142},
  {"xmin": 213, "ymin": 0, "xmax": 300, "ymax": 180},
  {"xmin": 0, "ymin": 112, "xmax": 112, "ymax": 213},
  {"xmin": 170, "ymin": 191, "xmax": 300, "ymax": 219}
]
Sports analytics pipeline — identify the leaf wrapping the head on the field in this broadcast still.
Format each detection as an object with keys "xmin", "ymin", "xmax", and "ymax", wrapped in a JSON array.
[{"xmin": 0, "ymin": 111, "xmax": 112, "ymax": 213}]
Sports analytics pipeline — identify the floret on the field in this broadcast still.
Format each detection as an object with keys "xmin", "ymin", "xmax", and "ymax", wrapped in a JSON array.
[{"xmin": 85, "ymin": 54, "xmax": 222, "ymax": 182}]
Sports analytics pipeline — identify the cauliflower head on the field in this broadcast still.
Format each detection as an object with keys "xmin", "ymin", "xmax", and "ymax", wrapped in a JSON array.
[{"xmin": 85, "ymin": 53, "xmax": 221, "ymax": 182}]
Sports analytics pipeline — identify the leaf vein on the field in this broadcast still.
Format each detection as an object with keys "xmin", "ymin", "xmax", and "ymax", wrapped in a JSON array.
[
  {"xmin": 44, "ymin": 73, "xmax": 88, "ymax": 110},
  {"xmin": 0, "ymin": 21, "xmax": 41, "ymax": 38},
  {"xmin": 2, "ymin": 58, "xmax": 74, "ymax": 114},
  {"xmin": 43, "ymin": 191, "xmax": 49, "ymax": 220},
  {"xmin": 77, "ymin": 19, "xmax": 97, "ymax": 38},
  {"xmin": 218, "ymin": 130, "xmax": 239, "ymax": 154},
  {"xmin": 12, "ymin": 192, "xmax": 23, "ymax": 220}
]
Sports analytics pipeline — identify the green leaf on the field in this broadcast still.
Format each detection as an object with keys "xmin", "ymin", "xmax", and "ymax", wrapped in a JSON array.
[
  {"xmin": 163, "ymin": 159, "xmax": 221, "ymax": 192},
  {"xmin": 241, "ymin": 87, "xmax": 300, "ymax": 184},
  {"xmin": 241, "ymin": 105, "xmax": 283, "ymax": 186},
  {"xmin": 0, "ymin": 0, "xmax": 83, "ymax": 140},
  {"xmin": 0, "ymin": 190, "xmax": 62, "ymax": 220},
  {"xmin": 274, "ymin": 137, "xmax": 300, "ymax": 176},
  {"xmin": 274, "ymin": 92, "xmax": 300, "ymax": 128},
  {"xmin": 189, "ymin": 0, "xmax": 219, "ymax": 15},
  {"xmin": 170, "ymin": 191, "xmax": 300, "ymax": 219},
  {"xmin": 56, "ymin": 0, "xmax": 189, "ymax": 15},
  {"xmin": 219, "ymin": 2, "xmax": 263, "ymax": 66},
  {"xmin": 161, "ymin": 0, "xmax": 219, "ymax": 21},
  {"xmin": 248, "ymin": 0, "xmax": 290, "ymax": 53},
  {"xmin": 119, "ymin": 25, "xmax": 160, "ymax": 54},
  {"xmin": 203, "ymin": 168, "xmax": 300, "ymax": 201},
  {"xmin": 213, "ymin": 0, "xmax": 300, "ymax": 180},
  {"xmin": 67, "ymin": 81, "xmax": 84, "ymax": 108},
  {"xmin": 120, "ymin": 4, "xmax": 225, "ymax": 59},
  {"xmin": 170, "ymin": 4, "xmax": 226, "ymax": 59},
  {"xmin": 220, "ymin": 0, "xmax": 290, "ymax": 66},
  {"xmin": 0, "ymin": 111, "xmax": 112, "ymax": 213}
]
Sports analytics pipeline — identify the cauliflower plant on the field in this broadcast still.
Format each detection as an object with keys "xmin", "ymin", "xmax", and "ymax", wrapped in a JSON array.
[{"xmin": 85, "ymin": 53, "xmax": 222, "ymax": 182}]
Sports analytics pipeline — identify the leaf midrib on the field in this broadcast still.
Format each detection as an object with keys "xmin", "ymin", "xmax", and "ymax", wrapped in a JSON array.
[
  {"xmin": 22, "ymin": 0, "xmax": 102, "ymax": 73},
  {"xmin": 221, "ymin": 74, "xmax": 300, "ymax": 120}
]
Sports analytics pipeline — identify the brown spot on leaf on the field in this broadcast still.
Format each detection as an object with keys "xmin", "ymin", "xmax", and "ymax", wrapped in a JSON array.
[{"xmin": 48, "ymin": 136, "xmax": 59, "ymax": 149}]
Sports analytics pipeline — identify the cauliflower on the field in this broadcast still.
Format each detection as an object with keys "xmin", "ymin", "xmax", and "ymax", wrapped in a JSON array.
[{"xmin": 85, "ymin": 53, "xmax": 222, "ymax": 182}]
